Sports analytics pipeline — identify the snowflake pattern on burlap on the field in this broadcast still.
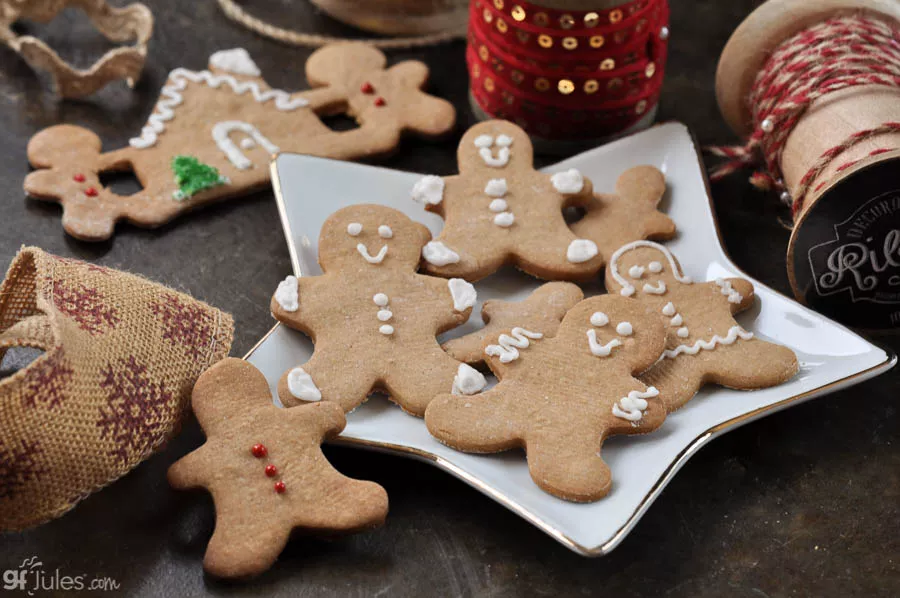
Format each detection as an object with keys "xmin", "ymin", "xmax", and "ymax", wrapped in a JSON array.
[
  {"xmin": 52, "ymin": 280, "xmax": 120, "ymax": 335},
  {"xmin": 150, "ymin": 294, "xmax": 213, "ymax": 362},
  {"xmin": 50, "ymin": 255, "xmax": 111, "ymax": 275},
  {"xmin": 97, "ymin": 356, "xmax": 174, "ymax": 465},
  {"xmin": 22, "ymin": 350, "xmax": 74, "ymax": 410},
  {"xmin": 0, "ymin": 440, "xmax": 46, "ymax": 500}
]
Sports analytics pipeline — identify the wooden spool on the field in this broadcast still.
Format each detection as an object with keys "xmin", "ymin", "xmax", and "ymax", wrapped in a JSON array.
[{"xmin": 716, "ymin": 0, "xmax": 900, "ymax": 330}]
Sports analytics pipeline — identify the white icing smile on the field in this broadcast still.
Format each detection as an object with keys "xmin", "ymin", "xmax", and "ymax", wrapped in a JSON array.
[
  {"xmin": 357, "ymin": 243, "xmax": 388, "ymax": 264},
  {"xmin": 587, "ymin": 330, "xmax": 622, "ymax": 357},
  {"xmin": 643, "ymin": 281, "xmax": 667, "ymax": 294},
  {"xmin": 474, "ymin": 134, "xmax": 513, "ymax": 168}
]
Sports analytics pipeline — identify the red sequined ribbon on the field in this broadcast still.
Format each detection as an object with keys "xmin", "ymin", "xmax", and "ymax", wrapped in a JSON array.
[{"xmin": 468, "ymin": 0, "xmax": 669, "ymax": 141}]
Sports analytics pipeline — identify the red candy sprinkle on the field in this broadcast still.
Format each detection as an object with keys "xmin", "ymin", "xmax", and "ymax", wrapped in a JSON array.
[
  {"xmin": 265, "ymin": 464, "xmax": 278, "ymax": 477},
  {"xmin": 251, "ymin": 443, "xmax": 267, "ymax": 458},
  {"xmin": 274, "ymin": 481, "xmax": 286, "ymax": 494},
  {"xmin": 360, "ymin": 82, "xmax": 374, "ymax": 94},
  {"xmin": 84, "ymin": 187, "xmax": 98, "ymax": 197},
  {"xmin": 73, "ymin": 174, "xmax": 85, "ymax": 182},
  {"xmin": 374, "ymin": 97, "xmax": 386, "ymax": 107}
]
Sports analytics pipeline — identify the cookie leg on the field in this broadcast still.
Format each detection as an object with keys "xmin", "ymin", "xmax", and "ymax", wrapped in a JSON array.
[
  {"xmin": 383, "ymin": 348, "xmax": 485, "ymax": 417},
  {"xmin": 298, "ymin": 469, "xmax": 389, "ymax": 532},
  {"xmin": 514, "ymin": 235, "xmax": 604, "ymax": 282},
  {"xmin": 425, "ymin": 388, "xmax": 521, "ymax": 452},
  {"xmin": 278, "ymin": 351, "xmax": 377, "ymax": 412},
  {"xmin": 203, "ymin": 506, "xmax": 291, "ymax": 579},
  {"xmin": 526, "ymin": 427, "xmax": 612, "ymax": 502},
  {"xmin": 706, "ymin": 338, "xmax": 799, "ymax": 391}
]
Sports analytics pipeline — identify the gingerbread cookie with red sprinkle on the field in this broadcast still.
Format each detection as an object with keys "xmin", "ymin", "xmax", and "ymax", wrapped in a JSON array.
[
  {"xmin": 425, "ymin": 294, "xmax": 667, "ymax": 502},
  {"xmin": 168, "ymin": 358, "xmax": 388, "ymax": 579}
]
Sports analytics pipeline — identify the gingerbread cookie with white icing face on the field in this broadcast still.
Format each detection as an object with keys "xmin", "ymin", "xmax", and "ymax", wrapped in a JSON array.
[
  {"xmin": 411, "ymin": 120, "xmax": 603, "ymax": 282},
  {"xmin": 271, "ymin": 205, "xmax": 486, "ymax": 417},
  {"xmin": 168, "ymin": 359, "xmax": 388, "ymax": 579},
  {"xmin": 425, "ymin": 295, "xmax": 667, "ymax": 502},
  {"xmin": 25, "ymin": 43, "xmax": 455, "ymax": 241},
  {"xmin": 442, "ymin": 282, "xmax": 583, "ymax": 365},
  {"xmin": 570, "ymin": 165, "xmax": 676, "ymax": 262},
  {"xmin": 604, "ymin": 241, "xmax": 799, "ymax": 412}
]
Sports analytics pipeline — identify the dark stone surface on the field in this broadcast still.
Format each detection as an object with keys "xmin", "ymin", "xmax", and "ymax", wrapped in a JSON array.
[{"xmin": 0, "ymin": 1, "xmax": 897, "ymax": 596}]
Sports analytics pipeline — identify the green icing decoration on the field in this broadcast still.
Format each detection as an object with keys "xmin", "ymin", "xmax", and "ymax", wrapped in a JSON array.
[{"xmin": 171, "ymin": 155, "xmax": 228, "ymax": 200}]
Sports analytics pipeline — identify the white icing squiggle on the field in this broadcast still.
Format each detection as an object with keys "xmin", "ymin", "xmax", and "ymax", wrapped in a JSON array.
[
  {"xmin": 715, "ymin": 278, "xmax": 744, "ymax": 304},
  {"xmin": 663, "ymin": 326, "xmax": 754, "ymax": 359},
  {"xmin": 612, "ymin": 387, "xmax": 659, "ymax": 423},
  {"xmin": 129, "ymin": 68, "xmax": 308, "ymax": 149},
  {"xmin": 357, "ymin": 243, "xmax": 388, "ymax": 264},
  {"xmin": 587, "ymin": 330, "xmax": 622, "ymax": 357},
  {"xmin": 274, "ymin": 275, "xmax": 298, "ymax": 312},
  {"xmin": 485, "ymin": 327, "xmax": 543, "ymax": 363},
  {"xmin": 609, "ymin": 241, "xmax": 692, "ymax": 297}
]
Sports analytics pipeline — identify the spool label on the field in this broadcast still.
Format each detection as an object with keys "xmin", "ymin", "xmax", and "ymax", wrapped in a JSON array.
[{"xmin": 791, "ymin": 157, "xmax": 900, "ymax": 329}]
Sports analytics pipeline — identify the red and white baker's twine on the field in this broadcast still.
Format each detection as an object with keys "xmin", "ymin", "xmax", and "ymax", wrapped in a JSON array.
[{"xmin": 708, "ymin": 15, "xmax": 900, "ymax": 218}]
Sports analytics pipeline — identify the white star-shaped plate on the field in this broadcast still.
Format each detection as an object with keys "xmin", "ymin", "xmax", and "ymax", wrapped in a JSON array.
[{"xmin": 245, "ymin": 122, "xmax": 894, "ymax": 556}]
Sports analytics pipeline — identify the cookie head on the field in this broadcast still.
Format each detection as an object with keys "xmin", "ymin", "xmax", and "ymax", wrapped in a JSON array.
[
  {"xmin": 458, "ymin": 120, "xmax": 533, "ymax": 173},
  {"xmin": 319, "ymin": 204, "xmax": 431, "ymax": 272},
  {"xmin": 558, "ymin": 294, "xmax": 666, "ymax": 374},
  {"xmin": 606, "ymin": 241, "xmax": 691, "ymax": 298}
]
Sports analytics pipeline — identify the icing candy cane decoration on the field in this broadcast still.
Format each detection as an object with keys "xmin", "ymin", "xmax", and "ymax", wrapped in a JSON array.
[
  {"xmin": 129, "ymin": 67, "xmax": 309, "ymax": 149},
  {"xmin": 611, "ymin": 387, "xmax": 659, "ymax": 423},
  {"xmin": 485, "ymin": 327, "xmax": 543, "ymax": 363},
  {"xmin": 609, "ymin": 240, "xmax": 692, "ymax": 297},
  {"xmin": 663, "ymin": 325, "xmax": 754, "ymax": 359},
  {"xmin": 212, "ymin": 120, "xmax": 281, "ymax": 169}
]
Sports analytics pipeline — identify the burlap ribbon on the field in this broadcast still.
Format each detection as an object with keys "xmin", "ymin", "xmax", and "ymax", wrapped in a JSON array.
[{"xmin": 0, "ymin": 247, "xmax": 233, "ymax": 530}]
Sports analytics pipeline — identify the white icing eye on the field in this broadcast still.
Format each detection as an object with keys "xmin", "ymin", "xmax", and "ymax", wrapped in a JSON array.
[
  {"xmin": 378, "ymin": 225, "xmax": 393, "ymax": 238},
  {"xmin": 648, "ymin": 261, "xmax": 663, "ymax": 273},
  {"xmin": 474, "ymin": 134, "xmax": 494, "ymax": 148},
  {"xmin": 484, "ymin": 178, "xmax": 507, "ymax": 197},
  {"xmin": 590, "ymin": 311, "xmax": 609, "ymax": 327},
  {"xmin": 629, "ymin": 265, "xmax": 645, "ymax": 279},
  {"xmin": 347, "ymin": 222, "xmax": 362, "ymax": 236},
  {"xmin": 495, "ymin": 134, "xmax": 513, "ymax": 147},
  {"xmin": 373, "ymin": 293, "xmax": 389, "ymax": 306},
  {"xmin": 616, "ymin": 322, "xmax": 633, "ymax": 336}
]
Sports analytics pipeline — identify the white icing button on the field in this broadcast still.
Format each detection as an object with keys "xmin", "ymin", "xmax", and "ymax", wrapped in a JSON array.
[
  {"xmin": 662, "ymin": 302, "xmax": 676, "ymax": 316},
  {"xmin": 493, "ymin": 212, "xmax": 515, "ymax": 227},
  {"xmin": 485, "ymin": 178, "xmax": 507, "ymax": 197},
  {"xmin": 452, "ymin": 363, "xmax": 487, "ymax": 395},
  {"xmin": 648, "ymin": 261, "xmax": 663, "ymax": 273},
  {"xmin": 423, "ymin": 241, "xmax": 460, "ymax": 266},
  {"xmin": 495, "ymin": 134, "xmax": 513, "ymax": 147},
  {"xmin": 347, "ymin": 222, "xmax": 362, "ymax": 236},
  {"xmin": 550, "ymin": 168, "xmax": 585, "ymax": 194},
  {"xmin": 590, "ymin": 311, "xmax": 609, "ymax": 327},
  {"xmin": 677, "ymin": 327, "xmax": 689, "ymax": 338},
  {"xmin": 489, "ymin": 199, "xmax": 508, "ymax": 212},
  {"xmin": 274, "ymin": 275, "xmax": 299, "ymax": 312},
  {"xmin": 373, "ymin": 293, "xmax": 389, "ymax": 306},
  {"xmin": 378, "ymin": 225, "xmax": 393, "ymax": 238},
  {"xmin": 566, "ymin": 239, "xmax": 598, "ymax": 263},
  {"xmin": 670, "ymin": 314, "xmax": 683, "ymax": 326},
  {"xmin": 474, "ymin": 134, "xmax": 494, "ymax": 148},
  {"xmin": 629, "ymin": 265, "xmax": 645, "ymax": 279},
  {"xmin": 410, "ymin": 175, "xmax": 445, "ymax": 205},
  {"xmin": 448, "ymin": 278, "xmax": 477, "ymax": 311},
  {"xmin": 379, "ymin": 325, "xmax": 394, "ymax": 336},
  {"xmin": 287, "ymin": 367, "xmax": 321, "ymax": 401},
  {"xmin": 377, "ymin": 309, "xmax": 392, "ymax": 321},
  {"xmin": 616, "ymin": 322, "xmax": 634, "ymax": 336}
]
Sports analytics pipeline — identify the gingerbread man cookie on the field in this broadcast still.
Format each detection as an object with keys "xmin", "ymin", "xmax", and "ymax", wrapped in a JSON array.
[
  {"xmin": 604, "ymin": 241, "xmax": 799, "ymax": 412},
  {"xmin": 442, "ymin": 282, "xmax": 583, "ymax": 365},
  {"xmin": 425, "ymin": 295, "xmax": 667, "ymax": 502},
  {"xmin": 168, "ymin": 358, "xmax": 388, "ymax": 579},
  {"xmin": 25, "ymin": 43, "xmax": 455, "ymax": 241},
  {"xmin": 410, "ymin": 120, "xmax": 603, "ymax": 282},
  {"xmin": 271, "ymin": 204, "xmax": 486, "ymax": 417},
  {"xmin": 570, "ymin": 165, "xmax": 676, "ymax": 262}
]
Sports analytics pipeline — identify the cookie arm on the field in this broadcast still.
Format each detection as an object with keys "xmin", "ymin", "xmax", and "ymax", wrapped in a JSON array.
[
  {"xmin": 270, "ymin": 276, "xmax": 319, "ymax": 333},
  {"xmin": 425, "ymin": 388, "xmax": 523, "ymax": 453},
  {"xmin": 167, "ymin": 447, "xmax": 211, "ymax": 490},
  {"xmin": 722, "ymin": 278, "xmax": 755, "ymax": 313},
  {"xmin": 425, "ymin": 275, "xmax": 475, "ymax": 332}
]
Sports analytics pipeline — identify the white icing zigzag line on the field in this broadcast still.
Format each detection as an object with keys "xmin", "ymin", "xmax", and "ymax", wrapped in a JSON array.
[
  {"xmin": 612, "ymin": 387, "xmax": 659, "ymax": 423},
  {"xmin": 485, "ymin": 327, "xmax": 543, "ymax": 363},
  {"xmin": 587, "ymin": 330, "xmax": 622, "ymax": 357},
  {"xmin": 663, "ymin": 325, "xmax": 754, "ymax": 359},
  {"xmin": 129, "ymin": 67, "xmax": 309, "ymax": 149},
  {"xmin": 715, "ymin": 278, "xmax": 744, "ymax": 304},
  {"xmin": 609, "ymin": 240, "xmax": 692, "ymax": 297}
]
